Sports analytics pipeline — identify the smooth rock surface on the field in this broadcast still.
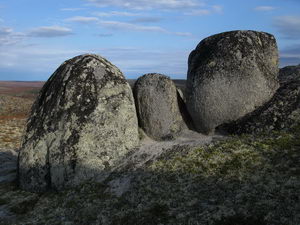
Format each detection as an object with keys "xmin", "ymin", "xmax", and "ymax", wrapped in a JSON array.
[
  {"xmin": 18, "ymin": 54, "xmax": 139, "ymax": 192},
  {"xmin": 219, "ymin": 68, "xmax": 300, "ymax": 134},
  {"xmin": 186, "ymin": 30, "xmax": 279, "ymax": 134},
  {"xmin": 133, "ymin": 73, "xmax": 187, "ymax": 140}
]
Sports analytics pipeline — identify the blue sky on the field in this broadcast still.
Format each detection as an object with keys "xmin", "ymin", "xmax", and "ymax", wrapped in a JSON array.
[{"xmin": 0, "ymin": 0, "xmax": 299, "ymax": 81}]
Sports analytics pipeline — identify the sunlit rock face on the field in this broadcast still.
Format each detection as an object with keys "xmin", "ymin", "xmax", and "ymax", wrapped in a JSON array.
[
  {"xmin": 18, "ymin": 54, "xmax": 139, "ymax": 192},
  {"xmin": 186, "ymin": 30, "xmax": 279, "ymax": 134}
]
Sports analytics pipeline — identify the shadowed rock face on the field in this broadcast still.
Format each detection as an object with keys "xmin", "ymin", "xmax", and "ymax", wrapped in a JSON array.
[
  {"xmin": 186, "ymin": 30, "xmax": 279, "ymax": 134},
  {"xmin": 279, "ymin": 64, "xmax": 300, "ymax": 82},
  {"xmin": 18, "ymin": 54, "xmax": 139, "ymax": 192},
  {"xmin": 133, "ymin": 73, "xmax": 187, "ymax": 140},
  {"xmin": 219, "ymin": 65, "xmax": 300, "ymax": 134}
]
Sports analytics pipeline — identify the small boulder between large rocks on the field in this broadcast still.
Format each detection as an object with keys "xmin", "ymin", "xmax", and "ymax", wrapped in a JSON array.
[
  {"xmin": 133, "ymin": 73, "xmax": 188, "ymax": 140},
  {"xmin": 18, "ymin": 54, "xmax": 139, "ymax": 192},
  {"xmin": 186, "ymin": 30, "xmax": 279, "ymax": 134}
]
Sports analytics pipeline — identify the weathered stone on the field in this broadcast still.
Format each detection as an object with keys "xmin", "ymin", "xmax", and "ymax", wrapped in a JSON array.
[
  {"xmin": 18, "ymin": 54, "xmax": 139, "ymax": 192},
  {"xmin": 279, "ymin": 64, "xmax": 300, "ymax": 83},
  {"xmin": 133, "ymin": 73, "xmax": 187, "ymax": 140},
  {"xmin": 186, "ymin": 30, "xmax": 279, "ymax": 134},
  {"xmin": 219, "ymin": 76, "xmax": 300, "ymax": 134}
]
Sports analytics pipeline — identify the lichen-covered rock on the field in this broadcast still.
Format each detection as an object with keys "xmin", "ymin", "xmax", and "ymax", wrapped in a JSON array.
[
  {"xmin": 186, "ymin": 30, "xmax": 279, "ymax": 134},
  {"xmin": 133, "ymin": 73, "xmax": 187, "ymax": 140},
  {"xmin": 219, "ymin": 77, "xmax": 300, "ymax": 134},
  {"xmin": 279, "ymin": 64, "xmax": 300, "ymax": 83},
  {"xmin": 18, "ymin": 54, "xmax": 139, "ymax": 192}
]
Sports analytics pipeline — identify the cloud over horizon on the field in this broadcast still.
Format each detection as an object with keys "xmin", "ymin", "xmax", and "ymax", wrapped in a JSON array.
[
  {"xmin": 98, "ymin": 20, "xmax": 166, "ymax": 32},
  {"xmin": 254, "ymin": 6, "xmax": 276, "ymax": 11},
  {"xmin": 280, "ymin": 44, "xmax": 300, "ymax": 67},
  {"xmin": 60, "ymin": 8, "xmax": 85, "ymax": 11},
  {"xmin": 97, "ymin": 20, "xmax": 192, "ymax": 36},
  {"xmin": 29, "ymin": 26, "xmax": 74, "ymax": 38},
  {"xmin": 130, "ymin": 17, "xmax": 163, "ymax": 24},
  {"xmin": 1, "ymin": 0, "xmax": 300, "ymax": 81},
  {"xmin": 0, "ymin": 27, "xmax": 25, "ymax": 46},
  {"xmin": 65, "ymin": 16, "xmax": 99, "ymax": 23},
  {"xmin": 273, "ymin": 16, "xmax": 300, "ymax": 39},
  {"xmin": 85, "ymin": 0, "xmax": 201, "ymax": 10},
  {"xmin": 93, "ymin": 11, "xmax": 141, "ymax": 17}
]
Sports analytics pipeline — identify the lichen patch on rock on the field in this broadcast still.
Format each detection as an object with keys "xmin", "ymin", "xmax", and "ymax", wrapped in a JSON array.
[{"xmin": 18, "ymin": 54, "xmax": 139, "ymax": 192}]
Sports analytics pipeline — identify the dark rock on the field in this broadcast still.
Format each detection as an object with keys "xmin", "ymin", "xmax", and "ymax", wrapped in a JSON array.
[
  {"xmin": 279, "ymin": 64, "xmax": 300, "ymax": 83},
  {"xmin": 186, "ymin": 30, "xmax": 279, "ymax": 134},
  {"xmin": 0, "ymin": 149, "xmax": 17, "ymax": 184},
  {"xmin": 18, "ymin": 54, "xmax": 139, "ymax": 192},
  {"xmin": 133, "ymin": 73, "xmax": 188, "ymax": 141}
]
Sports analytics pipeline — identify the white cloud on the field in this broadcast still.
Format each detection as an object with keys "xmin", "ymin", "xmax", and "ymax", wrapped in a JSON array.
[
  {"xmin": 91, "ymin": 47, "xmax": 189, "ymax": 78},
  {"xmin": 0, "ymin": 45, "xmax": 189, "ymax": 79},
  {"xmin": 0, "ymin": 44, "xmax": 85, "ymax": 72},
  {"xmin": 185, "ymin": 9, "xmax": 210, "ymax": 16},
  {"xmin": 0, "ymin": 27, "xmax": 12, "ymax": 36},
  {"xmin": 98, "ymin": 20, "xmax": 167, "ymax": 32},
  {"xmin": 173, "ymin": 32, "xmax": 193, "ymax": 37},
  {"xmin": 29, "ymin": 26, "xmax": 74, "ymax": 38},
  {"xmin": 274, "ymin": 16, "xmax": 300, "ymax": 39},
  {"xmin": 60, "ymin": 8, "xmax": 85, "ymax": 11},
  {"xmin": 96, "ymin": 33, "xmax": 113, "ymax": 37},
  {"xmin": 254, "ymin": 6, "xmax": 276, "ymax": 11},
  {"xmin": 130, "ymin": 17, "xmax": 163, "ymax": 23},
  {"xmin": 98, "ymin": 20, "xmax": 192, "ymax": 36},
  {"xmin": 65, "ymin": 16, "xmax": 99, "ymax": 23},
  {"xmin": 85, "ymin": 0, "xmax": 201, "ymax": 10},
  {"xmin": 93, "ymin": 11, "xmax": 163, "ymax": 24},
  {"xmin": 94, "ymin": 11, "xmax": 141, "ymax": 17},
  {"xmin": 0, "ymin": 27, "xmax": 25, "ymax": 46},
  {"xmin": 184, "ymin": 5, "xmax": 223, "ymax": 16},
  {"xmin": 280, "ymin": 44, "xmax": 300, "ymax": 67},
  {"xmin": 212, "ymin": 5, "xmax": 223, "ymax": 13}
]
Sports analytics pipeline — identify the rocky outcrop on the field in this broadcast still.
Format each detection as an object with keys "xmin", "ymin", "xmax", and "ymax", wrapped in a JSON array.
[
  {"xmin": 186, "ymin": 30, "xmax": 279, "ymax": 134},
  {"xmin": 219, "ymin": 66, "xmax": 300, "ymax": 134},
  {"xmin": 133, "ymin": 73, "xmax": 187, "ymax": 140},
  {"xmin": 279, "ymin": 64, "xmax": 300, "ymax": 82},
  {"xmin": 18, "ymin": 54, "xmax": 139, "ymax": 192}
]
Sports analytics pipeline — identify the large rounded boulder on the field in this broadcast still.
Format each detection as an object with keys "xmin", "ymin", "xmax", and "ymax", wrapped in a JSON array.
[
  {"xmin": 133, "ymin": 73, "xmax": 187, "ymax": 140},
  {"xmin": 220, "ymin": 66, "xmax": 300, "ymax": 134},
  {"xmin": 186, "ymin": 30, "xmax": 279, "ymax": 134},
  {"xmin": 18, "ymin": 54, "xmax": 139, "ymax": 192}
]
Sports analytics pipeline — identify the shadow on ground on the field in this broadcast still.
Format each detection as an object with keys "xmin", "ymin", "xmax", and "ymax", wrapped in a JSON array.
[{"xmin": 0, "ymin": 129, "xmax": 299, "ymax": 225}]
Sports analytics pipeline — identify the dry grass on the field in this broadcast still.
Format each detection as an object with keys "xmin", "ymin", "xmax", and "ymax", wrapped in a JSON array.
[
  {"xmin": 0, "ymin": 117, "xmax": 28, "ymax": 149},
  {"xmin": 0, "ymin": 82, "xmax": 40, "ymax": 149},
  {"xmin": 0, "ymin": 114, "xmax": 28, "ymax": 149}
]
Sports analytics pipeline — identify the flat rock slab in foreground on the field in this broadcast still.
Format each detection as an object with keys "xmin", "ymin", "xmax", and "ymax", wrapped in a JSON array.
[
  {"xmin": 18, "ymin": 54, "xmax": 139, "ymax": 192},
  {"xmin": 186, "ymin": 30, "xmax": 279, "ymax": 134}
]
